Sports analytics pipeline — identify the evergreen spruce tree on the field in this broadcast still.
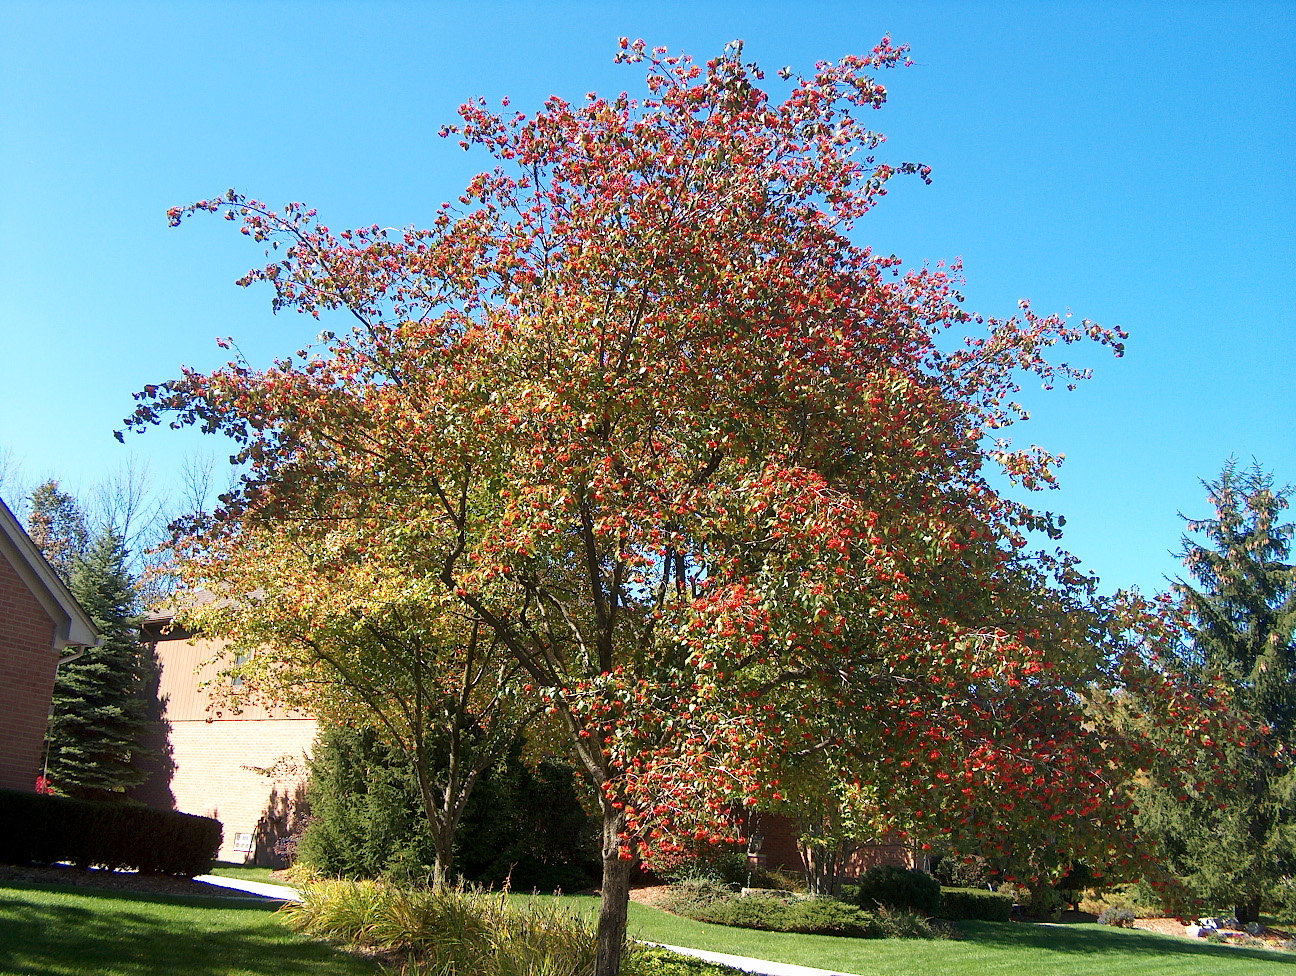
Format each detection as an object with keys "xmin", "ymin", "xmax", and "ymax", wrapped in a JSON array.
[
  {"xmin": 1138, "ymin": 460, "xmax": 1296, "ymax": 924},
  {"xmin": 44, "ymin": 527, "xmax": 153, "ymax": 799},
  {"xmin": 27, "ymin": 480, "xmax": 88, "ymax": 581}
]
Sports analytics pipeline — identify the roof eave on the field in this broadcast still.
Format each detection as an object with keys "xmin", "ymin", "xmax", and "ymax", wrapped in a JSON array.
[{"xmin": 0, "ymin": 495, "xmax": 99, "ymax": 650}]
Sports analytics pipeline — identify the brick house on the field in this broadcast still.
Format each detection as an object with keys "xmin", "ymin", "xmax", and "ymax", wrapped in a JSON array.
[
  {"xmin": 0, "ymin": 496, "xmax": 98, "ymax": 793},
  {"xmin": 134, "ymin": 608, "xmax": 316, "ymax": 865}
]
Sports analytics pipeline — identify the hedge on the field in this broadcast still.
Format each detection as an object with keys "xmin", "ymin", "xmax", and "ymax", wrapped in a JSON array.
[
  {"xmin": 937, "ymin": 886, "xmax": 1014, "ymax": 922},
  {"xmin": 850, "ymin": 865, "xmax": 942, "ymax": 916},
  {"xmin": 0, "ymin": 789, "xmax": 222, "ymax": 877}
]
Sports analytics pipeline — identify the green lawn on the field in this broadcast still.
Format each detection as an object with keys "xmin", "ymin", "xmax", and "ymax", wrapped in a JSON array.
[
  {"xmin": 5, "ymin": 877, "xmax": 1294, "ymax": 976},
  {"xmin": 0, "ymin": 881, "xmax": 379, "ymax": 976},
  {"xmin": 557, "ymin": 895, "xmax": 1296, "ymax": 976},
  {"xmin": 207, "ymin": 863, "xmax": 280, "ymax": 884}
]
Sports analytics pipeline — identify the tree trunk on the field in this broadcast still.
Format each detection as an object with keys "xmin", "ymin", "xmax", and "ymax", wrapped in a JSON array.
[
  {"xmin": 1234, "ymin": 895, "xmax": 1261, "ymax": 926},
  {"xmin": 798, "ymin": 838, "xmax": 842, "ymax": 898},
  {"xmin": 431, "ymin": 824, "xmax": 455, "ymax": 888},
  {"xmin": 594, "ymin": 806, "xmax": 633, "ymax": 976}
]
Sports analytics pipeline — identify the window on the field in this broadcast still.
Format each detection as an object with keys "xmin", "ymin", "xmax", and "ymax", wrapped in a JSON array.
[{"xmin": 231, "ymin": 651, "xmax": 250, "ymax": 690}]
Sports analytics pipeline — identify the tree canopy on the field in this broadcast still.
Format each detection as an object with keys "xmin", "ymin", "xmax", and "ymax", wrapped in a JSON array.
[{"xmin": 126, "ymin": 38, "xmax": 1219, "ymax": 975}]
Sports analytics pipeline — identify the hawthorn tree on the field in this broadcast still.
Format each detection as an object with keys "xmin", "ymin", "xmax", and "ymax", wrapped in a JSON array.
[
  {"xmin": 125, "ymin": 39, "xmax": 1217, "ymax": 974},
  {"xmin": 1137, "ymin": 461, "xmax": 1296, "ymax": 924}
]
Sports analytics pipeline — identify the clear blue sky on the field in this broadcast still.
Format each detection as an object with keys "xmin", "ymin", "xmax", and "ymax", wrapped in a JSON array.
[{"xmin": 1, "ymin": 1, "xmax": 1291, "ymax": 597}]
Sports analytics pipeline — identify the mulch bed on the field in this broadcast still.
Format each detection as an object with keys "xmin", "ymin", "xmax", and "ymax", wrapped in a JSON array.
[{"xmin": 0, "ymin": 863, "xmax": 264, "ymax": 898}]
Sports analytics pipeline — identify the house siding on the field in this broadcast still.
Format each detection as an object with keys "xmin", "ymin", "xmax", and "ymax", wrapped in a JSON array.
[
  {"xmin": 0, "ymin": 547, "xmax": 59, "ymax": 792},
  {"xmin": 138, "ymin": 626, "xmax": 317, "ymax": 864}
]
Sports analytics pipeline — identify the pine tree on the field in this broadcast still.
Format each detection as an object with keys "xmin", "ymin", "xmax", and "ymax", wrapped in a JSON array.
[
  {"xmin": 44, "ymin": 527, "xmax": 153, "ymax": 799},
  {"xmin": 1138, "ymin": 460, "xmax": 1296, "ymax": 924},
  {"xmin": 27, "ymin": 480, "xmax": 88, "ymax": 581}
]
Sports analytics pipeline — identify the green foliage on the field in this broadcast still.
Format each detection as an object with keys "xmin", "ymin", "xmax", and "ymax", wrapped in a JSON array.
[
  {"xmin": 1138, "ymin": 460, "xmax": 1296, "ymax": 924},
  {"xmin": 851, "ymin": 865, "xmax": 942, "ymax": 917},
  {"xmin": 930, "ymin": 854, "xmax": 991, "ymax": 890},
  {"xmin": 655, "ymin": 845, "xmax": 749, "ymax": 888},
  {"xmin": 937, "ymin": 887, "xmax": 1013, "ymax": 922},
  {"xmin": 298, "ymin": 724, "xmax": 595, "ymax": 890},
  {"xmin": 658, "ymin": 888, "xmax": 881, "ymax": 938},
  {"xmin": 281, "ymin": 878, "xmax": 599, "ymax": 976},
  {"xmin": 45, "ymin": 527, "xmax": 154, "ymax": 799},
  {"xmin": 26, "ymin": 480, "xmax": 88, "ymax": 580},
  {"xmin": 297, "ymin": 726, "xmax": 435, "ymax": 880},
  {"xmin": 1097, "ymin": 906, "xmax": 1136, "ymax": 927},
  {"xmin": 0, "ymin": 788, "xmax": 221, "ymax": 876},
  {"xmin": 748, "ymin": 867, "xmax": 807, "ymax": 893},
  {"xmin": 624, "ymin": 946, "xmax": 745, "ymax": 975},
  {"xmin": 457, "ymin": 750, "xmax": 598, "ymax": 892},
  {"xmin": 1079, "ymin": 884, "xmax": 1165, "ymax": 920},
  {"xmin": 868, "ymin": 906, "xmax": 956, "ymax": 940}
]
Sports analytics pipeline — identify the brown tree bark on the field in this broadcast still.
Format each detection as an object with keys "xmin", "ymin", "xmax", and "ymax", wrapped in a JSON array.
[{"xmin": 593, "ymin": 804, "xmax": 633, "ymax": 976}]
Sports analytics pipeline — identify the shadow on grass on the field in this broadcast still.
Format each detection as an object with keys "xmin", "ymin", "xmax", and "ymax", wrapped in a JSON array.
[
  {"xmin": 0, "ymin": 885, "xmax": 376, "ymax": 976},
  {"xmin": 0, "ymin": 878, "xmax": 285, "ymax": 910},
  {"xmin": 962, "ymin": 920, "xmax": 1296, "ymax": 967}
]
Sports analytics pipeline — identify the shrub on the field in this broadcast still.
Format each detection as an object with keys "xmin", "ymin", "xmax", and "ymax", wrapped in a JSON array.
[
  {"xmin": 782, "ymin": 898, "xmax": 880, "ymax": 937},
  {"xmin": 937, "ymin": 887, "xmax": 1013, "ymax": 922},
  {"xmin": 654, "ymin": 844, "xmax": 750, "ymax": 888},
  {"xmin": 283, "ymin": 878, "xmax": 599, "ymax": 976},
  {"xmin": 300, "ymin": 726, "xmax": 597, "ymax": 890},
  {"xmin": 747, "ymin": 866, "xmax": 806, "ymax": 893},
  {"xmin": 931, "ymin": 854, "xmax": 990, "ymax": 889},
  {"xmin": 654, "ymin": 876, "xmax": 735, "ymax": 918},
  {"xmin": 0, "ymin": 788, "xmax": 220, "ymax": 877},
  {"xmin": 851, "ymin": 865, "xmax": 941, "ymax": 916},
  {"xmin": 626, "ymin": 946, "xmax": 746, "ymax": 975},
  {"xmin": 1096, "ymin": 905, "xmax": 1136, "ymax": 928},
  {"xmin": 871, "ymin": 905, "xmax": 958, "ymax": 940},
  {"xmin": 697, "ymin": 894, "xmax": 879, "ymax": 937},
  {"xmin": 1079, "ymin": 884, "xmax": 1163, "ymax": 919},
  {"xmin": 1022, "ymin": 884, "xmax": 1064, "ymax": 921},
  {"xmin": 658, "ymin": 885, "xmax": 879, "ymax": 937}
]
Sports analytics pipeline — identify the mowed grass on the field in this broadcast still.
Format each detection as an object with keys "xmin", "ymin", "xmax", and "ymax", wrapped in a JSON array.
[
  {"xmin": 207, "ymin": 863, "xmax": 280, "ymax": 884},
  {"xmin": 541, "ymin": 894, "xmax": 1296, "ymax": 976},
  {"xmin": 5, "ymin": 876, "xmax": 1294, "ymax": 976},
  {"xmin": 0, "ymin": 881, "xmax": 379, "ymax": 976}
]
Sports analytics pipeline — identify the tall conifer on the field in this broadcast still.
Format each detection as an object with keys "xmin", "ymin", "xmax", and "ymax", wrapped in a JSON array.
[
  {"xmin": 1139, "ymin": 461, "xmax": 1296, "ymax": 924},
  {"xmin": 44, "ymin": 526, "xmax": 153, "ymax": 799}
]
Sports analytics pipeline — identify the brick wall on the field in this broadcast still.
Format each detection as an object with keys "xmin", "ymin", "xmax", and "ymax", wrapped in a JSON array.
[
  {"xmin": 755, "ymin": 812, "xmax": 916, "ymax": 878},
  {"xmin": 167, "ymin": 717, "xmax": 318, "ymax": 864},
  {"xmin": 0, "ymin": 549, "xmax": 58, "ymax": 792},
  {"xmin": 136, "ymin": 628, "xmax": 318, "ymax": 865}
]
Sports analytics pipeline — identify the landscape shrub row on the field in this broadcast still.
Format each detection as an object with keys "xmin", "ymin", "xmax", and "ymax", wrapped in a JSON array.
[
  {"xmin": 662, "ymin": 866, "xmax": 1012, "ymax": 928},
  {"xmin": 936, "ymin": 886, "xmax": 1014, "ymax": 922},
  {"xmin": 655, "ymin": 883, "xmax": 952, "ymax": 940},
  {"xmin": 0, "ymin": 788, "xmax": 221, "ymax": 877}
]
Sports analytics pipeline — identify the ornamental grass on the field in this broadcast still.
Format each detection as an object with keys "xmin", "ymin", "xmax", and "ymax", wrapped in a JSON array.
[{"xmin": 281, "ymin": 878, "xmax": 598, "ymax": 976}]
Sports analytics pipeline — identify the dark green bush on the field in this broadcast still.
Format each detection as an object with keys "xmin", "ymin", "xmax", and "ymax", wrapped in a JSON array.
[
  {"xmin": 781, "ymin": 898, "xmax": 880, "ymax": 937},
  {"xmin": 937, "ymin": 886, "xmax": 1013, "ymax": 922},
  {"xmin": 659, "ymin": 887, "xmax": 879, "ymax": 938},
  {"xmin": 851, "ymin": 865, "xmax": 941, "ymax": 916},
  {"xmin": 0, "ymin": 788, "xmax": 220, "ymax": 877},
  {"xmin": 930, "ymin": 853, "xmax": 991, "ymax": 889},
  {"xmin": 299, "ymin": 725, "xmax": 597, "ymax": 890}
]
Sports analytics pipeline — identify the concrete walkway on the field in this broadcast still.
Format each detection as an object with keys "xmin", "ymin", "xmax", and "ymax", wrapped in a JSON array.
[
  {"xmin": 198, "ymin": 876, "xmax": 862, "ymax": 976},
  {"xmin": 193, "ymin": 874, "xmax": 302, "ymax": 901},
  {"xmin": 642, "ymin": 942, "xmax": 863, "ymax": 976}
]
